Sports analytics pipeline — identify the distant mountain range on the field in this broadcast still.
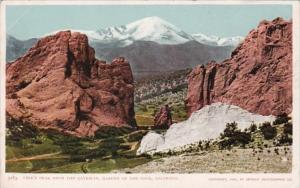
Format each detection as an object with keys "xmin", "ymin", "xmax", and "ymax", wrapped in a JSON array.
[
  {"xmin": 45, "ymin": 16, "xmax": 243, "ymax": 47},
  {"xmin": 6, "ymin": 16, "xmax": 243, "ymax": 78},
  {"xmin": 6, "ymin": 35, "xmax": 38, "ymax": 62}
]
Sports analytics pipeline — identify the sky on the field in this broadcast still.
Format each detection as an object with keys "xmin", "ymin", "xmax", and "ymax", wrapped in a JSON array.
[{"xmin": 6, "ymin": 5, "xmax": 292, "ymax": 40}]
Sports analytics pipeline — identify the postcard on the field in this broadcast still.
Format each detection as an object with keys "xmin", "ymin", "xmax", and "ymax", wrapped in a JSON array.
[{"xmin": 0, "ymin": 1, "xmax": 299, "ymax": 188}]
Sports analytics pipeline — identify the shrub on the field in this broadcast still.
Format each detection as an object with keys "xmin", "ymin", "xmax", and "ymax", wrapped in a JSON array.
[
  {"xmin": 278, "ymin": 134, "xmax": 292, "ymax": 145},
  {"xmin": 219, "ymin": 122, "xmax": 251, "ymax": 149},
  {"xmin": 221, "ymin": 122, "xmax": 239, "ymax": 138},
  {"xmin": 249, "ymin": 123, "xmax": 257, "ymax": 132},
  {"xmin": 259, "ymin": 122, "xmax": 277, "ymax": 140},
  {"xmin": 6, "ymin": 114, "xmax": 39, "ymax": 142},
  {"xmin": 283, "ymin": 122, "xmax": 293, "ymax": 135},
  {"xmin": 31, "ymin": 135, "xmax": 46, "ymax": 144},
  {"xmin": 205, "ymin": 141, "xmax": 211, "ymax": 150},
  {"xmin": 273, "ymin": 113, "xmax": 289, "ymax": 125},
  {"xmin": 219, "ymin": 138, "xmax": 235, "ymax": 150}
]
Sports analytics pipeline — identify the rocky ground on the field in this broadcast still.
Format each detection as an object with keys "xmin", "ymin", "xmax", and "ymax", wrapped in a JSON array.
[{"xmin": 113, "ymin": 146, "xmax": 292, "ymax": 173}]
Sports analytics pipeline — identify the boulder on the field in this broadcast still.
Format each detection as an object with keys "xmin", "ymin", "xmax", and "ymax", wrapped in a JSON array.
[{"xmin": 137, "ymin": 131, "xmax": 165, "ymax": 155}]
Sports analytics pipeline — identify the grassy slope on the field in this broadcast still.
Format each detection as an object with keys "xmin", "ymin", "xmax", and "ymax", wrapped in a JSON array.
[{"xmin": 6, "ymin": 122, "xmax": 151, "ymax": 173}]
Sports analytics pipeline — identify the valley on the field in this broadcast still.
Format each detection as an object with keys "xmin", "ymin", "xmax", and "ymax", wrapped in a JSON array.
[{"xmin": 134, "ymin": 69, "xmax": 190, "ymax": 125}]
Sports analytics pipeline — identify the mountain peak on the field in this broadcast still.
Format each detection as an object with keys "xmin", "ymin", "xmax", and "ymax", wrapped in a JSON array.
[
  {"xmin": 134, "ymin": 16, "xmax": 167, "ymax": 23},
  {"xmin": 92, "ymin": 16, "xmax": 192, "ymax": 45},
  {"xmin": 128, "ymin": 16, "xmax": 172, "ymax": 27}
]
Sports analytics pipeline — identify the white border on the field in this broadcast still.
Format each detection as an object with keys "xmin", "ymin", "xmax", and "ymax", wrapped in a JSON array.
[{"xmin": 0, "ymin": 1, "xmax": 299, "ymax": 188}]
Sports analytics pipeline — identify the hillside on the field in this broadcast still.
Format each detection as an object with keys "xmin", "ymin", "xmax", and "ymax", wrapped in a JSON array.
[{"xmin": 134, "ymin": 69, "xmax": 191, "ymax": 125}]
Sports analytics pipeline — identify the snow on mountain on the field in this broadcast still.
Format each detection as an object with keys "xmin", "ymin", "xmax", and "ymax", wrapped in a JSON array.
[
  {"xmin": 93, "ymin": 16, "xmax": 193, "ymax": 45},
  {"xmin": 192, "ymin": 33, "xmax": 244, "ymax": 47},
  {"xmin": 93, "ymin": 16, "xmax": 243, "ymax": 46},
  {"xmin": 43, "ymin": 17, "xmax": 242, "ymax": 47},
  {"xmin": 137, "ymin": 103, "xmax": 275, "ymax": 155}
]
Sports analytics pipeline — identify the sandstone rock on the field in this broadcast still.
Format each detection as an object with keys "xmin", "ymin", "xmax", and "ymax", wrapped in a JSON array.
[
  {"xmin": 186, "ymin": 18, "xmax": 292, "ymax": 116},
  {"xmin": 6, "ymin": 31, "xmax": 136, "ymax": 137},
  {"xmin": 153, "ymin": 105, "xmax": 172, "ymax": 129}
]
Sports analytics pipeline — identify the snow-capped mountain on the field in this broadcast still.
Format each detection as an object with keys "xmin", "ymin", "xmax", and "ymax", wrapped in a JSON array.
[
  {"xmin": 192, "ymin": 33, "xmax": 244, "ymax": 47},
  {"xmin": 44, "ymin": 17, "xmax": 193, "ymax": 46},
  {"xmin": 93, "ymin": 16, "xmax": 193, "ymax": 46},
  {"xmin": 43, "ymin": 16, "xmax": 243, "ymax": 47}
]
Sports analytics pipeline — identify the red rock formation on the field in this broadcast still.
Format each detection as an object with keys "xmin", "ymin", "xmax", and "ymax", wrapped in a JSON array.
[
  {"xmin": 154, "ymin": 105, "xmax": 172, "ymax": 129},
  {"xmin": 186, "ymin": 18, "xmax": 292, "ymax": 116},
  {"xmin": 6, "ymin": 31, "xmax": 136, "ymax": 137}
]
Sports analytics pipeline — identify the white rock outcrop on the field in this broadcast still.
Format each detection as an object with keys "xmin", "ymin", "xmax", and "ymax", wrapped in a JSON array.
[
  {"xmin": 138, "ymin": 103, "xmax": 275, "ymax": 155},
  {"xmin": 137, "ymin": 132, "xmax": 165, "ymax": 155}
]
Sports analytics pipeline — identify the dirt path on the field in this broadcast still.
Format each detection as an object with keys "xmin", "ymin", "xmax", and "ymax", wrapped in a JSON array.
[{"xmin": 6, "ymin": 152, "xmax": 67, "ymax": 162}]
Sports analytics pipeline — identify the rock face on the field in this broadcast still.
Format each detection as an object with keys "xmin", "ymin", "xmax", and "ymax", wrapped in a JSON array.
[
  {"xmin": 138, "ymin": 103, "xmax": 275, "ymax": 155},
  {"xmin": 186, "ymin": 18, "xmax": 292, "ymax": 116},
  {"xmin": 153, "ymin": 105, "xmax": 172, "ymax": 129},
  {"xmin": 6, "ymin": 31, "xmax": 136, "ymax": 137}
]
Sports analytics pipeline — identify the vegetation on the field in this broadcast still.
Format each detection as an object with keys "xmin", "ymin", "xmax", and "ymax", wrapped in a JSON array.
[
  {"xmin": 259, "ymin": 122, "xmax": 277, "ymax": 140},
  {"xmin": 218, "ymin": 122, "xmax": 251, "ymax": 149},
  {"xmin": 249, "ymin": 123, "xmax": 257, "ymax": 132},
  {"xmin": 6, "ymin": 115, "xmax": 152, "ymax": 173},
  {"xmin": 273, "ymin": 113, "xmax": 290, "ymax": 125}
]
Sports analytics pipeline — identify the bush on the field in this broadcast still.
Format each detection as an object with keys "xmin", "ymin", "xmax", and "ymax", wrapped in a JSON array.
[
  {"xmin": 278, "ymin": 134, "xmax": 292, "ymax": 145},
  {"xmin": 221, "ymin": 122, "xmax": 239, "ymax": 138},
  {"xmin": 259, "ymin": 122, "xmax": 277, "ymax": 140},
  {"xmin": 219, "ymin": 122, "xmax": 251, "ymax": 149},
  {"xmin": 249, "ymin": 123, "xmax": 257, "ymax": 132},
  {"xmin": 273, "ymin": 113, "xmax": 289, "ymax": 125},
  {"xmin": 219, "ymin": 138, "xmax": 235, "ymax": 150},
  {"xmin": 6, "ymin": 114, "xmax": 39, "ymax": 142},
  {"xmin": 283, "ymin": 122, "xmax": 292, "ymax": 135}
]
